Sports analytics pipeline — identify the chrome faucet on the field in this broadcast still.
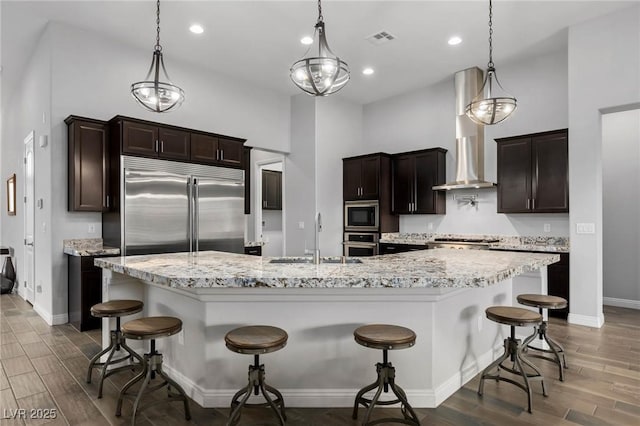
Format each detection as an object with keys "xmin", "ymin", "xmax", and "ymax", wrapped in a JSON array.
[{"xmin": 313, "ymin": 212, "xmax": 322, "ymax": 264}]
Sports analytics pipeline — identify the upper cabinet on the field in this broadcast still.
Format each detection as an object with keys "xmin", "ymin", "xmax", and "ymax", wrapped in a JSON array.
[
  {"xmin": 112, "ymin": 116, "xmax": 245, "ymax": 169},
  {"xmin": 66, "ymin": 116, "xmax": 110, "ymax": 212},
  {"xmin": 343, "ymin": 155, "xmax": 382, "ymax": 200},
  {"xmin": 392, "ymin": 148, "xmax": 447, "ymax": 215},
  {"xmin": 262, "ymin": 170, "xmax": 282, "ymax": 210},
  {"xmin": 496, "ymin": 129, "xmax": 568, "ymax": 213}
]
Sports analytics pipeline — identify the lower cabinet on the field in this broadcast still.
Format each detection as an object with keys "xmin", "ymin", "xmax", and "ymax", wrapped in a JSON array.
[
  {"xmin": 548, "ymin": 253, "xmax": 569, "ymax": 319},
  {"xmin": 68, "ymin": 256, "xmax": 103, "ymax": 331},
  {"xmin": 379, "ymin": 243, "xmax": 429, "ymax": 255}
]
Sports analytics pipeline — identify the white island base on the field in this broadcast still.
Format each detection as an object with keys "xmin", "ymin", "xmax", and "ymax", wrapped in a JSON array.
[{"xmin": 102, "ymin": 267, "xmax": 547, "ymax": 408}]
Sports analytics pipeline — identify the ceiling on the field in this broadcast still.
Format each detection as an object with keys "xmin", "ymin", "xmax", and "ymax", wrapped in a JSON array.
[{"xmin": 1, "ymin": 1, "xmax": 635, "ymax": 105}]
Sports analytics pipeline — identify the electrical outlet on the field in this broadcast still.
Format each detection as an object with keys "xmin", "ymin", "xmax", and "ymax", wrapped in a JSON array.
[
  {"xmin": 88, "ymin": 224, "xmax": 96, "ymax": 234},
  {"xmin": 576, "ymin": 223, "xmax": 595, "ymax": 234},
  {"xmin": 543, "ymin": 223, "xmax": 551, "ymax": 233},
  {"xmin": 298, "ymin": 221, "xmax": 305, "ymax": 229},
  {"xmin": 427, "ymin": 222, "xmax": 434, "ymax": 231}
]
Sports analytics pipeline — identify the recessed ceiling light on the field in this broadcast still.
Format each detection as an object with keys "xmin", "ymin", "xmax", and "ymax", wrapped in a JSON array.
[
  {"xmin": 300, "ymin": 36, "xmax": 314, "ymax": 45},
  {"xmin": 189, "ymin": 24, "xmax": 204, "ymax": 34},
  {"xmin": 448, "ymin": 36, "xmax": 462, "ymax": 46},
  {"xmin": 362, "ymin": 68, "xmax": 375, "ymax": 76}
]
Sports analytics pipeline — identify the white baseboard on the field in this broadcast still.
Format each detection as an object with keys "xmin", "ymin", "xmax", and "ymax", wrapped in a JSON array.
[
  {"xmin": 162, "ymin": 345, "xmax": 501, "ymax": 409},
  {"xmin": 603, "ymin": 297, "xmax": 640, "ymax": 310},
  {"xmin": 568, "ymin": 312, "xmax": 604, "ymax": 328},
  {"xmin": 32, "ymin": 303, "xmax": 68, "ymax": 326}
]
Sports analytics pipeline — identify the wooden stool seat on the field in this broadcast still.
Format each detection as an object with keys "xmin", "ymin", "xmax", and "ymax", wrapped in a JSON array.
[
  {"xmin": 486, "ymin": 306, "xmax": 542, "ymax": 327},
  {"xmin": 122, "ymin": 316, "xmax": 182, "ymax": 340},
  {"xmin": 354, "ymin": 324, "xmax": 416, "ymax": 350},
  {"xmin": 90, "ymin": 299, "xmax": 143, "ymax": 317},
  {"xmin": 517, "ymin": 294, "xmax": 568, "ymax": 310},
  {"xmin": 225, "ymin": 325, "xmax": 288, "ymax": 355}
]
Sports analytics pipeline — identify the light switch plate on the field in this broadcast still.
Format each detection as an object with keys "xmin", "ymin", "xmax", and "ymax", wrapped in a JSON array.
[
  {"xmin": 543, "ymin": 223, "xmax": 551, "ymax": 233},
  {"xmin": 298, "ymin": 221, "xmax": 305, "ymax": 229},
  {"xmin": 576, "ymin": 223, "xmax": 595, "ymax": 234}
]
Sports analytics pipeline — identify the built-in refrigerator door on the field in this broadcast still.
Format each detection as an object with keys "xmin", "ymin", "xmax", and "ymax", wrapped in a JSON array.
[
  {"xmin": 194, "ymin": 177, "xmax": 244, "ymax": 254},
  {"xmin": 124, "ymin": 170, "xmax": 190, "ymax": 255}
]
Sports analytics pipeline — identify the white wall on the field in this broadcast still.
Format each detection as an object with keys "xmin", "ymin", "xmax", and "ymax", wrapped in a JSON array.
[
  {"xmin": 285, "ymin": 95, "xmax": 316, "ymax": 255},
  {"xmin": 316, "ymin": 96, "xmax": 364, "ymax": 256},
  {"xmin": 568, "ymin": 5, "xmax": 640, "ymax": 326},
  {"xmin": 363, "ymin": 49, "xmax": 570, "ymax": 237},
  {"xmin": 2, "ymin": 22, "xmax": 292, "ymax": 323},
  {"xmin": 602, "ymin": 110, "xmax": 640, "ymax": 305},
  {"xmin": 0, "ymin": 28, "xmax": 53, "ymax": 321}
]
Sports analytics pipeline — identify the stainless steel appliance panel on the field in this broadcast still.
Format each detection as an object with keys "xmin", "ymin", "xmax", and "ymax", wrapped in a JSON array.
[
  {"xmin": 344, "ymin": 200, "xmax": 379, "ymax": 232},
  {"xmin": 124, "ymin": 170, "xmax": 190, "ymax": 255},
  {"xmin": 194, "ymin": 177, "xmax": 244, "ymax": 254}
]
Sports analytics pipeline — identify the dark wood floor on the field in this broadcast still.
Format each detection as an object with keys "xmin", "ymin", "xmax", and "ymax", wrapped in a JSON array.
[{"xmin": 1, "ymin": 293, "xmax": 639, "ymax": 425}]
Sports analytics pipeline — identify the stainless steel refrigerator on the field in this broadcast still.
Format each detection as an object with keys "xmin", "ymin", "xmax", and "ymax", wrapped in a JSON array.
[{"xmin": 103, "ymin": 156, "xmax": 244, "ymax": 256}]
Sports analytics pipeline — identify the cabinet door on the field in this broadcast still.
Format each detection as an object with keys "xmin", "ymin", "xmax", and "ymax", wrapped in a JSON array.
[
  {"xmin": 243, "ymin": 147, "xmax": 252, "ymax": 214},
  {"xmin": 360, "ymin": 156, "xmax": 380, "ymax": 199},
  {"xmin": 392, "ymin": 155, "xmax": 414, "ymax": 214},
  {"xmin": 343, "ymin": 158, "xmax": 362, "ymax": 200},
  {"xmin": 548, "ymin": 253, "xmax": 569, "ymax": 319},
  {"xmin": 158, "ymin": 127, "xmax": 190, "ymax": 160},
  {"xmin": 497, "ymin": 137, "xmax": 532, "ymax": 213},
  {"xmin": 122, "ymin": 121, "xmax": 158, "ymax": 157},
  {"xmin": 414, "ymin": 151, "xmax": 439, "ymax": 214},
  {"xmin": 262, "ymin": 170, "xmax": 282, "ymax": 210},
  {"xmin": 218, "ymin": 138, "xmax": 244, "ymax": 167},
  {"xmin": 191, "ymin": 134, "xmax": 218, "ymax": 164},
  {"xmin": 68, "ymin": 119, "xmax": 109, "ymax": 211},
  {"xmin": 532, "ymin": 131, "xmax": 569, "ymax": 212}
]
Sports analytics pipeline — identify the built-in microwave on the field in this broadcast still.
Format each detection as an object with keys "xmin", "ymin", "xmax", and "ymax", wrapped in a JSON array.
[{"xmin": 344, "ymin": 200, "xmax": 379, "ymax": 232}]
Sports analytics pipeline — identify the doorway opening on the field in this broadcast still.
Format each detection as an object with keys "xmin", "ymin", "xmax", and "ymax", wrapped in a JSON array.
[
  {"xmin": 23, "ymin": 131, "xmax": 35, "ymax": 305},
  {"xmin": 255, "ymin": 157, "xmax": 285, "ymax": 257}
]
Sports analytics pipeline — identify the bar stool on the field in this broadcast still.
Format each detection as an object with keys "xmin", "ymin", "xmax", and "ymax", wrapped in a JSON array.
[
  {"xmin": 87, "ymin": 300, "xmax": 144, "ymax": 398},
  {"xmin": 517, "ymin": 294, "xmax": 568, "ymax": 381},
  {"xmin": 224, "ymin": 325, "xmax": 288, "ymax": 426},
  {"xmin": 478, "ymin": 306, "xmax": 547, "ymax": 413},
  {"xmin": 352, "ymin": 324, "xmax": 420, "ymax": 426},
  {"xmin": 115, "ymin": 316, "xmax": 190, "ymax": 424}
]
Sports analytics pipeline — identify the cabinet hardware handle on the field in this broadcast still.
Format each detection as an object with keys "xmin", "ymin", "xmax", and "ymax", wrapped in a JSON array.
[
  {"xmin": 160, "ymin": 140, "xmax": 164, "ymax": 153},
  {"xmin": 221, "ymin": 150, "xmax": 224, "ymax": 161},
  {"xmin": 216, "ymin": 149, "xmax": 220, "ymax": 161},
  {"xmin": 527, "ymin": 198, "xmax": 530, "ymax": 209},
  {"xmin": 155, "ymin": 140, "xmax": 159, "ymax": 152},
  {"xmin": 532, "ymin": 198, "xmax": 536, "ymax": 210},
  {"xmin": 106, "ymin": 196, "xmax": 109, "ymax": 208}
]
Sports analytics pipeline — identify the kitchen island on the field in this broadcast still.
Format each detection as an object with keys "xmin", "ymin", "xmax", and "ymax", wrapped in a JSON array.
[{"xmin": 96, "ymin": 249, "xmax": 558, "ymax": 408}]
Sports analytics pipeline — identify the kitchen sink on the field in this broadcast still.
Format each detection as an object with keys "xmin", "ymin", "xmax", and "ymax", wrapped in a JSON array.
[{"xmin": 269, "ymin": 257, "xmax": 363, "ymax": 264}]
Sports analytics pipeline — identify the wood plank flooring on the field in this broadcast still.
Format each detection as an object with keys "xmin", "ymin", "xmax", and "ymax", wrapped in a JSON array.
[{"xmin": 1, "ymin": 293, "xmax": 638, "ymax": 425}]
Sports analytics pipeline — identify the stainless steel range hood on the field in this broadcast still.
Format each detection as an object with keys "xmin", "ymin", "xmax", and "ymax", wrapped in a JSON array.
[{"xmin": 433, "ymin": 67, "xmax": 496, "ymax": 191}]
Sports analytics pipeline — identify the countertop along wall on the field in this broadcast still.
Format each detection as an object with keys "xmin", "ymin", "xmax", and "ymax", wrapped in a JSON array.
[
  {"xmin": 2, "ymin": 22, "xmax": 292, "ymax": 324},
  {"xmin": 363, "ymin": 48, "xmax": 570, "ymax": 237}
]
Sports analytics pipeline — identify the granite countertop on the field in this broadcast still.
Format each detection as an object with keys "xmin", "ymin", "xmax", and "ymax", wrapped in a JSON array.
[
  {"xmin": 95, "ymin": 249, "xmax": 559, "ymax": 290},
  {"xmin": 379, "ymin": 233, "xmax": 569, "ymax": 253},
  {"xmin": 63, "ymin": 239, "xmax": 120, "ymax": 257}
]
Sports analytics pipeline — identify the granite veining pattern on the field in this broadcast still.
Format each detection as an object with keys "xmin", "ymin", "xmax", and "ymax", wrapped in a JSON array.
[
  {"xmin": 63, "ymin": 239, "xmax": 121, "ymax": 257},
  {"xmin": 95, "ymin": 249, "xmax": 559, "ymax": 290},
  {"xmin": 379, "ymin": 233, "xmax": 569, "ymax": 253}
]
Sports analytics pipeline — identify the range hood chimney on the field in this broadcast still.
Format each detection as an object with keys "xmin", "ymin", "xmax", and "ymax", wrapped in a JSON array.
[{"xmin": 433, "ymin": 67, "xmax": 496, "ymax": 191}]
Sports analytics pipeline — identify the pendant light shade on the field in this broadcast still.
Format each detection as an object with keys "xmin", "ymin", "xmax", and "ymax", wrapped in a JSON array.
[
  {"xmin": 466, "ymin": 0, "xmax": 516, "ymax": 125},
  {"xmin": 290, "ymin": 0, "xmax": 350, "ymax": 96},
  {"xmin": 131, "ymin": 0, "xmax": 184, "ymax": 113}
]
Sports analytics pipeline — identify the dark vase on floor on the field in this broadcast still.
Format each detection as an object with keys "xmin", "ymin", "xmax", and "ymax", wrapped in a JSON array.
[{"xmin": 1, "ymin": 256, "xmax": 16, "ymax": 294}]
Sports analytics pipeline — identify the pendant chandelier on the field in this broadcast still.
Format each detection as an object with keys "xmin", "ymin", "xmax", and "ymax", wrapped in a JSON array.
[
  {"xmin": 131, "ymin": 0, "xmax": 184, "ymax": 113},
  {"xmin": 290, "ymin": 0, "xmax": 350, "ymax": 96},
  {"xmin": 466, "ymin": 0, "xmax": 517, "ymax": 125}
]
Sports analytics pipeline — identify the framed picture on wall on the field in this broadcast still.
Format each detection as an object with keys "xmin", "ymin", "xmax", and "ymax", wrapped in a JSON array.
[{"xmin": 7, "ymin": 174, "xmax": 16, "ymax": 215}]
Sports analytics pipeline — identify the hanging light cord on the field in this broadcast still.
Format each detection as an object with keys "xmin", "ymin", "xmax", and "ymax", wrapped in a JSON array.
[
  {"xmin": 317, "ymin": 0, "xmax": 324, "ymax": 23},
  {"xmin": 487, "ymin": 0, "xmax": 493, "ymax": 69},
  {"xmin": 155, "ymin": 0, "xmax": 162, "ymax": 52}
]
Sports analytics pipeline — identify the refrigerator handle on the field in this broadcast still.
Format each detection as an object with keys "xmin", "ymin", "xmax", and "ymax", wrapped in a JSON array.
[
  {"xmin": 188, "ymin": 178, "xmax": 194, "ymax": 253},
  {"xmin": 194, "ymin": 179, "xmax": 200, "ymax": 253}
]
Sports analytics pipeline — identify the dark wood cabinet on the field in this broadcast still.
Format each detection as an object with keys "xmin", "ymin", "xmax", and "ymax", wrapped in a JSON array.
[
  {"xmin": 262, "ymin": 170, "xmax": 282, "ymax": 210},
  {"xmin": 122, "ymin": 120, "xmax": 189, "ymax": 160},
  {"xmin": 244, "ymin": 147, "xmax": 252, "ymax": 214},
  {"xmin": 68, "ymin": 256, "xmax": 104, "ymax": 331},
  {"xmin": 392, "ymin": 148, "xmax": 447, "ymax": 215},
  {"xmin": 496, "ymin": 129, "xmax": 568, "ymax": 213},
  {"xmin": 548, "ymin": 253, "xmax": 569, "ymax": 319},
  {"xmin": 191, "ymin": 133, "xmax": 244, "ymax": 167},
  {"xmin": 379, "ymin": 243, "xmax": 429, "ymax": 255},
  {"xmin": 66, "ymin": 116, "xmax": 110, "ymax": 212},
  {"xmin": 244, "ymin": 246, "xmax": 262, "ymax": 256},
  {"xmin": 343, "ymin": 156, "xmax": 380, "ymax": 200}
]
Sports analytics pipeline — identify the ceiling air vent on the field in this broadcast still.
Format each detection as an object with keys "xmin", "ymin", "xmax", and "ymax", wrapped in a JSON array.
[{"xmin": 366, "ymin": 31, "xmax": 396, "ymax": 46}]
